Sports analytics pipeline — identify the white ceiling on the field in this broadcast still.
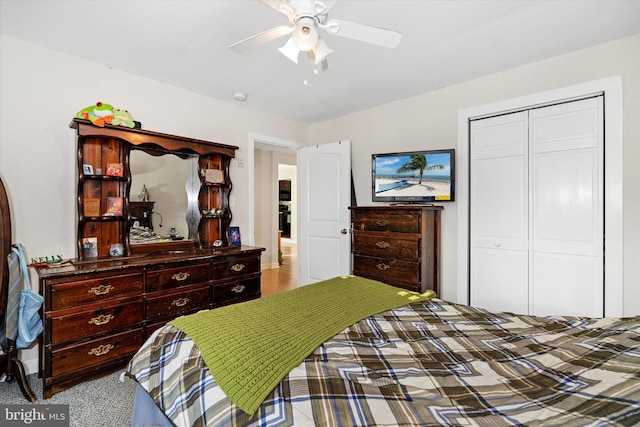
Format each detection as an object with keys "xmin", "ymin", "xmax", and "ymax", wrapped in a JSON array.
[{"xmin": 1, "ymin": 1, "xmax": 639, "ymax": 124}]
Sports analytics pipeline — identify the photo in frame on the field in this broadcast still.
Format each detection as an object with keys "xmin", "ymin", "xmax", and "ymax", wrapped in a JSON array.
[
  {"xmin": 229, "ymin": 226, "xmax": 241, "ymax": 246},
  {"xmin": 106, "ymin": 162, "xmax": 123, "ymax": 177},
  {"xmin": 205, "ymin": 169, "xmax": 224, "ymax": 184},
  {"xmin": 84, "ymin": 198, "xmax": 100, "ymax": 216},
  {"xmin": 82, "ymin": 164, "xmax": 93, "ymax": 175},
  {"xmin": 82, "ymin": 237, "xmax": 98, "ymax": 258},
  {"xmin": 105, "ymin": 197, "xmax": 124, "ymax": 216}
]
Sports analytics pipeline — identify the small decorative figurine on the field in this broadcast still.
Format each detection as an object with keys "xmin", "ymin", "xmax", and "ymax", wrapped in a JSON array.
[{"xmin": 139, "ymin": 185, "xmax": 150, "ymax": 202}]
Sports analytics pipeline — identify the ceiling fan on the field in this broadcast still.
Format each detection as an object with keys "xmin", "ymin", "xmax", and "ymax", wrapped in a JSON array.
[{"xmin": 228, "ymin": 0, "xmax": 403, "ymax": 70}]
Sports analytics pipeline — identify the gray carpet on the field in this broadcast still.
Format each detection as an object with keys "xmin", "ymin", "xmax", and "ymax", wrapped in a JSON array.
[{"xmin": 0, "ymin": 370, "xmax": 136, "ymax": 427}]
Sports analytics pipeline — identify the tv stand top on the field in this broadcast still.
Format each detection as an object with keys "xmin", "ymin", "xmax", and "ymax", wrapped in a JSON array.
[
  {"xmin": 349, "ymin": 205, "xmax": 443, "ymax": 211},
  {"xmin": 390, "ymin": 202, "xmax": 435, "ymax": 206}
]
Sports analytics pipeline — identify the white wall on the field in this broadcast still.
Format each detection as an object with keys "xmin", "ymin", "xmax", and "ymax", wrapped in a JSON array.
[
  {"xmin": 254, "ymin": 149, "xmax": 277, "ymax": 268},
  {"xmin": 0, "ymin": 34, "xmax": 307, "ymax": 371},
  {"xmin": 309, "ymin": 35, "xmax": 640, "ymax": 315}
]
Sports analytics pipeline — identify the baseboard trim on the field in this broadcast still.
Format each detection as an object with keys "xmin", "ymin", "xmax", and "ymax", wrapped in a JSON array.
[{"xmin": 261, "ymin": 262, "xmax": 280, "ymax": 270}]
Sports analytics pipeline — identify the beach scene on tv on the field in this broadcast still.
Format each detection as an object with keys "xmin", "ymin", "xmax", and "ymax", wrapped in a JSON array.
[{"xmin": 374, "ymin": 152, "xmax": 453, "ymax": 200}]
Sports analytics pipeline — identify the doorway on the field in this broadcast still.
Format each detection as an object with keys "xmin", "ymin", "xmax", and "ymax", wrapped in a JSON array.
[
  {"xmin": 249, "ymin": 133, "xmax": 304, "ymax": 293},
  {"xmin": 277, "ymin": 163, "xmax": 297, "ymax": 289}
]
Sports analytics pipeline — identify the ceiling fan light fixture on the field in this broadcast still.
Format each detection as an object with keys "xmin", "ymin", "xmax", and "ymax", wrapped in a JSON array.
[
  {"xmin": 278, "ymin": 37, "xmax": 300, "ymax": 63},
  {"xmin": 313, "ymin": 37, "xmax": 333, "ymax": 64},
  {"xmin": 292, "ymin": 17, "xmax": 318, "ymax": 51}
]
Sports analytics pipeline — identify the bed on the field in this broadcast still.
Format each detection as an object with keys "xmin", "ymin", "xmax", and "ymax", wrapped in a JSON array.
[{"xmin": 126, "ymin": 276, "xmax": 640, "ymax": 426}]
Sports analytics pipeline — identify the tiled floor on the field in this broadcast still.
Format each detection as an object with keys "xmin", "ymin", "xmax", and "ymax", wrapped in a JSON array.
[{"xmin": 261, "ymin": 238, "xmax": 297, "ymax": 297}]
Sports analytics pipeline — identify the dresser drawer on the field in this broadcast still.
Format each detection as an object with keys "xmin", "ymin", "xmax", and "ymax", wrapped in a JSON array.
[
  {"xmin": 352, "ymin": 212, "xmax": 420, "ymax": 234},
  {"xmin": 48, "ymin": 272, "xmax": 143, "ymax": 311},
  {"xmin": 214, "ymin": 276, "xmax": 261, "ymax": 306},
  {"xmin": 352, "ymin": 231, "xmax": 420, "ymax": 258},
  {"xmin": 49, "ymin": 299, "xmax": 143, "ymax": 344},
  {"xmin": 352, "ymin": 254, "xmax": 420, "ymax": 283},
  {"xmin": 50, "ymin": 328, "xmax": 143, "ymax": 377},
  {"xmin": 146, "ymin": 262, "xmax": 212, "ymax": 292},
  {"xmin": 145, "ymin": 285, "xmax": 212, "ymax": 321},
  {"xmin": 213, "ymin": 255, "xmax": 260, "ymax": 280}
]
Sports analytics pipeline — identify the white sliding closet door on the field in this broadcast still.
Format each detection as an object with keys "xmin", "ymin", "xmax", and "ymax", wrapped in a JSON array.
[
  {"xmin": 529, "ymin": 99, "xmax": 603, "ymax": 316},
  {"xmin": 470, "ymin": 112, "xmax": 529, "ymax": 314},
  {"xmin": 470, "ymin": 97, "xmax": 604, "ymax": 317}
]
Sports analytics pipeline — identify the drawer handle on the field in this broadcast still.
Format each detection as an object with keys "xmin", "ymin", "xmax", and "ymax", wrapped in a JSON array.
[
  {"xmin": 376, "ymin": 220, "xmax": 389, "ymax": 227},
  {"xmin": 89, "ymin": 285, "xmax": 114, "ymax": 296},
  {"xmin": 171, "ymin": 297, "xmax": 190, "ymax": 307},
  {"xmin": 231, "ymin": 284, "xmax": 246, "ymax": 293},
  {"xmin": 376, "ymin": 262, "xmax": 391, "ymax": 271},
  {"xmin": 88, "ymin": 344, "xmax": 114, "ymax": 357},
  {"xmin": 376, "ymin": 241, "xmax": 390, "ymax": 249},
  {"xmin": 230, "ymin": 263, "xmax": 245, "ymax": 272},
  {"xmin": 89, "ymin": 314, "xmax": 114, "ymax": 326},
  {"xmin": 172, "ymin": 272, "xmax": 190, "ymax": 281}
]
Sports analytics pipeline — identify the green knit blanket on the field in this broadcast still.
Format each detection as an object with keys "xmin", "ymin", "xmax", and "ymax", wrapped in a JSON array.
[{"xmin": 169, "ymin": 275, "xmax": 435, "ymax": 415}]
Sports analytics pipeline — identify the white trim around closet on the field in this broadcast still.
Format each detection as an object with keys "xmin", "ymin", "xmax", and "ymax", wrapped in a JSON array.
[{"xmin": 456, "ymin": 76, "xmax": 623, "ymax": 317}]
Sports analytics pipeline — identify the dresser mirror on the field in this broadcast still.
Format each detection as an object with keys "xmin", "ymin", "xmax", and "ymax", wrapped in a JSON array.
[{"xmin": 129, "ymin": 148, "xmax": 201, "ymax": 249}]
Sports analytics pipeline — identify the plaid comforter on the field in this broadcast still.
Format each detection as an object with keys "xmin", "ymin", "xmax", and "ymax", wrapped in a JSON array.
[{"xmin": 126, "ymin": 299, "xmax": 640, "ymax": 426}]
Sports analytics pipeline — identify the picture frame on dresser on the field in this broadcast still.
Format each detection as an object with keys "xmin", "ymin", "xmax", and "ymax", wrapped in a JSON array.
[{"xmin": 229, "ymin": 226, "xmax": 241, "ymax": 246}]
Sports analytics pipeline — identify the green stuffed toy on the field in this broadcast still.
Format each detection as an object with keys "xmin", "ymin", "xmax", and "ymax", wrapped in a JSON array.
[
  {"xmin": 75, "ymin": 102, "xmax": 114, "ymax": 127},
  {"xmin": 111, "ymin": 108, "xmax": 135, "ymax": 128}
]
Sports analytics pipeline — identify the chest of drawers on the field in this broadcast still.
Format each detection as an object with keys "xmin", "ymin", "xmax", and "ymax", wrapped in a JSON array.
[
  {"xmin": 37, "ymin": 246, "xmax": 263, "ymax": 398},
  {"xmin": 350, "ymin": 206, "xmax": 442, "ymax": 294}
]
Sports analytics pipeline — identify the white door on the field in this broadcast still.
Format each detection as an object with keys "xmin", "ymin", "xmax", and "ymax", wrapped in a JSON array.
[
  {"xmin": 470, "ymin": 111, "xmax": 529, "ymax": 314},
  {"xmin": 297, "ymin": 141, "xmax": 351, "ymax": 286},
  {"xmin": 528, "ymin": 98, "xmax": 603, "ymax": 317},
  {"xmin": 470, "ymin": 97, "xmax": 604, "ymax": 317}
]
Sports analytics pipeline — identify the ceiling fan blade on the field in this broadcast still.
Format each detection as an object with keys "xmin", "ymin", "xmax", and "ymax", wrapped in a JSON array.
[
  {"xmin": 322, "ymin": 19, "xmax": 403, "ymax": 48},
  {"xmin": 228, "ymin": 25, "xmax": 293, "ymax": 53},
  {"xmin": 316, "ymin": 0, "xmax": 338, "ymax": 14},
  {"xmin": 261, "ymin": 0, "xmax": 295, "ymax": 19}
]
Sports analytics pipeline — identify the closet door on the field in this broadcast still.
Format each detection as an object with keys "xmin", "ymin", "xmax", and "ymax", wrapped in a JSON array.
[
  {"xmin": 529, "ymin": 98, "xmax": 603, "ymax": 317},
  {"xmin": 470, "ymin": 112, "xmax": 528, "ymax": 314},
  {"xmin": 469, "ymin": 97, "xmax": 604, "ymax": 317}
]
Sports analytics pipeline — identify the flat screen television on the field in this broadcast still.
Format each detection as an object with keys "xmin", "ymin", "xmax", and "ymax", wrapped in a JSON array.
[{"xmin": 372, "ymin": 149, "xmax": 455, "ymax": 203}]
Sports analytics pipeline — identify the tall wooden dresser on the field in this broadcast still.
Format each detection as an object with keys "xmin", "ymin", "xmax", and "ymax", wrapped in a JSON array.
[{"xmin": 350, "ymin": 206, "xmax": 442, "ymax": 294}]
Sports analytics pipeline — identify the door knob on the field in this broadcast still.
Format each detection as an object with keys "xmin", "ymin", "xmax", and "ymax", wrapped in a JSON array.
[{"xmin": 341, "ymin": 228, "xmax": 348, "ymax": 234}]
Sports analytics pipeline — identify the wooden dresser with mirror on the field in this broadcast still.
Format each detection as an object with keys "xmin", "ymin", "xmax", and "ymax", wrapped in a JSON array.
[{"xmin": 36, "ymin": 120, "xmax": 264, "ymax": 398}]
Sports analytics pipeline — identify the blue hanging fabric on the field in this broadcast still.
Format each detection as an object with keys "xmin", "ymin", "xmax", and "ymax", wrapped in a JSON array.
[
  {"xmin": 11, "ymin": 244, "xmax": 43, "ymax": 349},
  {"xmin": 1, "ymin": 244, "xmax": 22, "ymax": 351}
]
